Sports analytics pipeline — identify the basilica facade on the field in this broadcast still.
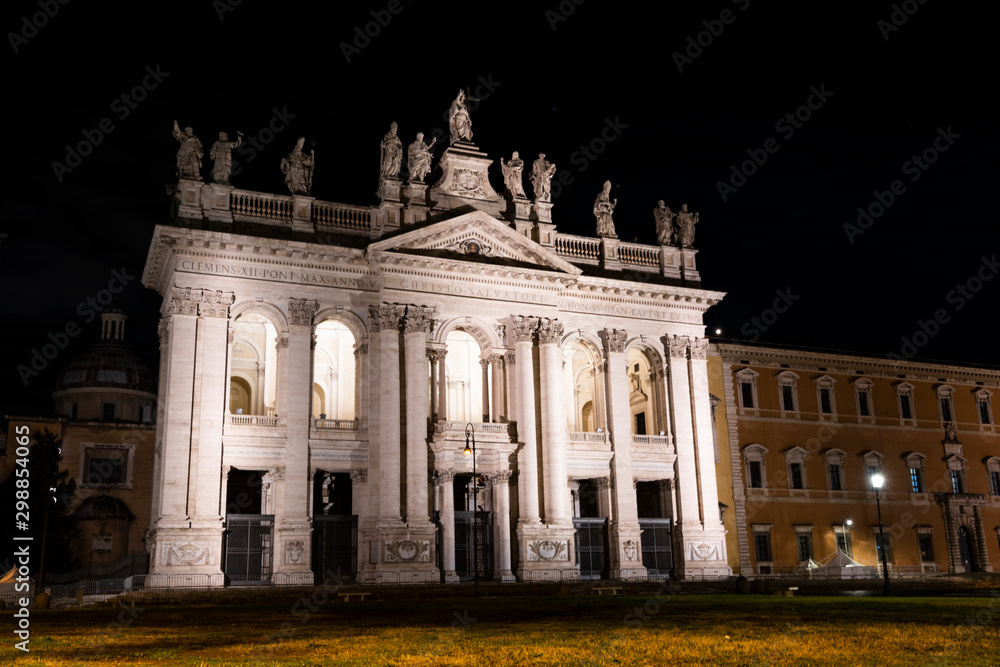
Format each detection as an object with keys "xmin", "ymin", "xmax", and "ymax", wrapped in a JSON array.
[{"xmin": 141, "ymin": 97, "xmax": 729, "ymax": 585}]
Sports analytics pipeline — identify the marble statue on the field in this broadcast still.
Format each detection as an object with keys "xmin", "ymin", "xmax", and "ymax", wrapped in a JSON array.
[
  {"xmin": 407, "ymin": 131, "xmax": 436, "ymax": 183},
  {"xmin": 209, "ymin": 131, "xmax": 242, "ymax": 185},
  {"xmin": 172, "ymin": 120, "xmax": 204, "ymax": 180},
  {"xmin": 280, "ymin": 137, "xmax": 315, "ymax": 195},
  {"xmin": 530, "ymin": 153, "xmax": 556, "ymax": 202},
  {"xmin": 448, "ymin": 90, "xmax": 473, "ymax": 144},
  {"xmin": 380, "ymin": 122, "xmax": 403, "ymax": 181},
  {"xmin": 654, "ymin": 200, "xmax": 675, "ymax": 245},
  {"xmin": 676, "ymin": 203, "xmax": 699, "ymax": 248},
  {"xmin": 594, "ymin": 180, "xmax": 617, "ymax": 238},
  {"xmin": 500, "ymin": 151, "xmax": 526, "ymax": 198}
]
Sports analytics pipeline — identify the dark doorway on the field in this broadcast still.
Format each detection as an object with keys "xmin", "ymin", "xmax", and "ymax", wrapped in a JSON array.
[
  {"xmin": 312, "ymin": 471, "xmax": 356, "ymax": 582},
  {"xmin": 574, "ymin": 518, "xmax": 609, "ymax": 579},
  {"xmin": 224, "ymin": 469, "xmax": 273, "ymax": 584},
  {"xmin": 454, "ymin": 474, "xmax": 492, "ymax": 580},
  {"xmin": 958, "ymin": 526, "xmax": 977, "ymax": 573}
]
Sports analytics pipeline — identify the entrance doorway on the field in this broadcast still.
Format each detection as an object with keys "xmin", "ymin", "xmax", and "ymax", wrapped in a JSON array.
[
  {"xmin": 958, "ymin": 526, "xmax": 978, "ymax": 573},
  {"xmin": 224, "ymin": 469, "xmax": 274, "ymax": 585},
  {"xmin": 312, "ymin": 471, "xmax": 357, "ymax": 583}
]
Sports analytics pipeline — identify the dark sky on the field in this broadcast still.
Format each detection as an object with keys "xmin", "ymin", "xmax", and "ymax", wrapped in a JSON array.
[{"xmin": 2, "ymin": 0, "xmax": 996, "ymax": 416}]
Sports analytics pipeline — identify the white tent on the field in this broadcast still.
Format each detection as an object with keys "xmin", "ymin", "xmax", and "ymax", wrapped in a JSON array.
[{"xmin": 805, "ymin": 550, "xmax": 877, "ymax": 579}]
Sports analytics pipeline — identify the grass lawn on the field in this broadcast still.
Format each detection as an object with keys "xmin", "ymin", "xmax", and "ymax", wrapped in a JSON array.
[{"xmin": 4, "ymin": 594, "xmax": 999, "ymax": 665}]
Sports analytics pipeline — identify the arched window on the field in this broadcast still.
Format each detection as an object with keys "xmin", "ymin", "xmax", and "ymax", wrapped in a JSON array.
[
  {"xmin": 445, "ymin": 330, "xmax": 484, "ymax": 423},
  {"xmin": 312, "ymin": 320, "xmax": 356, "ymax": 420},
  {"xmin": 230, "ymin": 313, "xmax": 278, "ymax": 416},
  {"xmin": 566, "ymin": 340, "xmax": 602, "ymax": 432},
  {"xmin": 626, "ymin": 348, "xmax": 655, "ymax": 435}
]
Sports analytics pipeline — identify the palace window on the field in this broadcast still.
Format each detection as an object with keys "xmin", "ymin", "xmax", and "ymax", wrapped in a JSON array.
[
  {"xmin": 785, "ymin": 446, "xmax": 809, "ymax": 490},
  {"xmin": 895, "ymin": 382, "xmax": 916, "ymax": 425},
  {"xmin": 777, "ymin": 371, "xmax": 799, "ymax": 416},
  {"xmin": 80, "ymin": 443, "xmax": 134, "ymax": 489},
  {"xmin": 950, "ymin": 470, "xmax": 964, "ymax": 494},
  {"xmin": 916, "ymin": 527, "xmax": 934, "ymax": 562},
  {"xmin": 824, "ymin": 449, "xmax": 846, "ymax": 491},
  {"xmin": 854, "ymin": 378, "xmax": 874, "ymax": 422},
  {"xmin": 987, "ymin": 458, "xmax": 1000, "ymax": 496},
  {"xmin": 975, "ymin": 389, "xmax": 994, "ymax": 427},
  {"xmin": 874, "ymin": 532, "xmax": 893, "ymax": 563},
  {"xmin": 937, "ymin": 385, "xmax": 955, "ymax": 424},
  {"xmin": 815, "ymin": 375, "xmax": 836, "ymax": 417},
  {"xmin": 736, "ymin": 368, "xmax": 759, "ymax": 413},
  {"xmin": 753, "ymin": 525, "xmax": 773, "ymax": 572},
  {"xmin": 861, "ymin": 451, "xmax": 885, "ymax": 490},
  {"xmin": 743, "ymin": 444, "xmax": 768, "ymax": 489},
  {"xmin": 905, "ymin": 453, "xmax": 926, "ymax": 493},
  {"xmin": 102, "ymin": 402, "xmax": 117, "ymax": 421},
  {"xmin": 945, "ymin": 454, "xmax": 966, "ymax": 494},
  {"xmin": 795, "ymin": 525, "xmax": 814, "ymax": 563},
  {"xmin": 834, "ymin": 524, "xmax": 853, "ymax": 556}
]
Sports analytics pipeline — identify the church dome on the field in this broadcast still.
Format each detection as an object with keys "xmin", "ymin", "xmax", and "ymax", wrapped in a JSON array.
[{"xmin": 55, "ymin": 339, "xmax": 157, "ymax": 394}]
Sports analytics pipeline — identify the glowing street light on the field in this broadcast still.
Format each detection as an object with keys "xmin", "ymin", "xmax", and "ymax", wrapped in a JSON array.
[{"xmin": 870, "ymin": 473, "xmax": 890, "ymax": 596}]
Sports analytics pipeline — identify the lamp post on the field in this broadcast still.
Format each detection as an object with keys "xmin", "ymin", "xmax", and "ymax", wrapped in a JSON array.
[
  {"xmin": 463, "ymin": 423, "xmax": 478, "ymax": 596},
  {"xmin": 871, "ymin": 473, "xmax": 890, "ymax": 596}
]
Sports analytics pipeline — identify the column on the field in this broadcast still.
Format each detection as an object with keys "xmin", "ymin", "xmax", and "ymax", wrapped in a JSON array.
[
  {"xmin": 510, "ymin": 317, "xmax": 540, "ymax": 524},
  {"xmin": 350, "ymin": 469, "xmax": 368, "ymax": 524},
  {"xmin": 688, "ymin": 338, "xmax": 724, "ymax": 532},
  {"xmin": 480, "ymin": 357, "xmax": 492, "ymax": 423},
  {"xmin": 437, "ymin": 470, "xmax": 458, "ymax": 582},
  {"xmin": 353, "ymin": 342, "xmax": 368, "ymax": 421},
  {"xmin": 504, "ymin": 351, "xmax": 517, "ymax": 425},
  {"xmin": 403, "ymin": 306, "xmax": 434, "ymax": 526},
  {"xmin": 369, "ymin": 304, "xmax": 405, "ymax": 523},
  {"xmin": 538, "ymin": 319, "xmax": 570, "ymax": 524},
  {"xmin": 601, "ymin": 328, "xmax": 645, "ymax": 577},
  {"xmin": 428, "ymin": 349, "xmax": 444, "ymax": 422},
  {"xmin": 664, "ymin": 335, "xmax": 702, "ymax": 528},
  {"xmin": 491, "ymin": 470, "xmax": 515, "ymax": 581},
  {"xmin": 437, "ymin": 350, "xmax": 449, "ymax": 423},
  {"xmin": 491, "ymin": 354, "xmax": 505, "ymax": 422}
]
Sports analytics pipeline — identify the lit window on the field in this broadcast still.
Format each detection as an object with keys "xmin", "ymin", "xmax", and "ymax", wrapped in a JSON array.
[
  {"xmin": 905, "ymin": 453, "xmax": 926, "ymax": 493},
  {"xmin": 950, "ymin": 470, "xmax": 964, "ymax": 494},
  {"xmin": 861, "ymin": 451, "xmax": 885, "ymax": 490}
]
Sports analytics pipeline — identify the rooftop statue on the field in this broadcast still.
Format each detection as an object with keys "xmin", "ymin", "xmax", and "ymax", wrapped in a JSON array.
[
  {"xmin": 407, "ymin": 131, "xmax": 436, "ymax": 183},
  {"xmin": 654, "ymin": 200, "xmax": 675, "ymax": 245},
  {"xmin": 448, "ymin": 90, "xmax": 473, "ymax": 144},
  {"xmin": 594, "ymin": 180, "xmax": 617, "ymax": 238},
  {"xmin": 676, "ymin": 203, "xmax": 699, "ymax": 248},
  {"xmin": 380, "ymin": 122, "xmax": 403, "ymax": 181},
  {"xmin": 209, "ymin": 131, "xmax": 242, "ymax": 185},
  {"xmin": 530, "ymin": 153, "xmax": 556, "ymax": 202},
  {"xmin": 280, "ymin": 137, "xmax": 315, "ymax": 195},
  {"xmin": 500, "ymin": 151, "xmax": 526, "ymax": 198},
  {"xmin": 172, "ymin": 120, "xmax": 204, "ymax": 181}
]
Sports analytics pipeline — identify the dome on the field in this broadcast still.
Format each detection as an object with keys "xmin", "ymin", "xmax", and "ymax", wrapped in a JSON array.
[
  {"xmin": 55, "ymin": 339, "xmax": 158, "ymax": 394},
  {"xmin": 75, "ymin": 495, "xmax": 134, "ymax": 521}
]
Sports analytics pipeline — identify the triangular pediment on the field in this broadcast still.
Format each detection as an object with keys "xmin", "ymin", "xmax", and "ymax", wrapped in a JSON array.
[{"xmin": 367, "ymin": 211, "xmax": 582, "ymax": 275}]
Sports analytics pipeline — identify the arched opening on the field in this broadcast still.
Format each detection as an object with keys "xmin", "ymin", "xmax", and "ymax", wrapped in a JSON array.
[
  {"xmin": 581, "ymin": 401, "xmax": 595, "ymax": 432},
  {"xmin": 445, "ymin": 330, "xmax": 484, "ymax": 423},
  {"xmin": 230, "ymin": 313, "xmax": 278, "ymax": 416},
  {"xmin": 626, "ymin": 348, "xmax": 654, "ymax": 435},
  {"xmin": 565, "ymin": 339, "xmax": 603, "ymax": 432},
  {"xmin": 312, "ymin": 320, "xmax": 357, "ymax": 420}
]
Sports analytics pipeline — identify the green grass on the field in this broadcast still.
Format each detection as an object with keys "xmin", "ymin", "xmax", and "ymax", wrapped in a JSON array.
[{"xmin": 3, "ymin": 594, "xmax": 999, "ymax": 665}]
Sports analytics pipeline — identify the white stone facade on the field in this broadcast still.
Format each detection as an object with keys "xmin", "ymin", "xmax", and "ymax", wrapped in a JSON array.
[{"xmin": 142, "ymin": 131, "xmax": 730, "ymax": 585}]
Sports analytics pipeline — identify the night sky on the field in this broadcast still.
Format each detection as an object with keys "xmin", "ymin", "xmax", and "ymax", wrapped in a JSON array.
[{"xmin": 2, "ymin": 0, "xmax": 996, "ymax": 416}]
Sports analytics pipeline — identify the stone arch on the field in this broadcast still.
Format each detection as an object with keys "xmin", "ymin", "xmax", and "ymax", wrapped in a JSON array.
[
  {"xmin": 623, "ymin": 339, "xmax": 668, "ymax": 436},
  {"xmin": 562, "ymin": 331, "xmax": 607, "ymax": 432},
  {"xmin": 313, "ymin": 306, "xmax": 369, "ymax": 344},
  {"xmin": 230, "ymin": 299, "xmax": 289, "ymax": 334},
  {"xmin": 229, "ymin": 301, "xmax": 286, "ymax": 417},
  {"xmin": 434, "ymin": 316, "xmax": 500, "ymax": 354}
]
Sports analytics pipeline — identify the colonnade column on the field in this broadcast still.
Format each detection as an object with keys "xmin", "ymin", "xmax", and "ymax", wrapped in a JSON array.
[
  {"xmin": 504, "ymin": 351, "xmax": 517, "ymax": 425},
  {"xmin": 538, "ymin": 319, "xmax": 570, "ymax": 524},
  {"xmin": 491, "ymin": 470, "xmax": 515, "ymax": 581},
  {"xmin": 688, "ymin": 338, "xmax": 724, "ymax": 533},
  {"xmin": 428, "ymin": 349, "xmax": 444, "ymax": 422},
  {"xmin": 601, "ymin": 328, "xmax": 646, "ymax": 578},
  {"xmin": 368, "ymin": 304, "xmax": 405, "ymax": 524},
  {"xmin": 437, "ymin": 470, "xmax": 459, "ymax": 582},
  {"xmin": 664, "ymin": 335, "xmax": 702, "ymax": 529},
  {"xmin": 509, "ymin": 317, "xmax": 540, "ymax": 525},
  {"xmin": 353, "ymin": 342, "xmax": 368, "ymax": 421},
  {"xmin": 403, "ymin": 306, "xmax": 435, "ymax": 526},
  {"xmin": 480, "ymin": 357, "xmax": 492, "ymax": 423},
  {"xmin": 491, "ymin": 354, "xmax": 506, "ymax": 422}
]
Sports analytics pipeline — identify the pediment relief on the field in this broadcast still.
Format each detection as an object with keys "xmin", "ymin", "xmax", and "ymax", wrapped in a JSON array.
[{"xmin": 367, "ymin": 212, "xmax": 581, "ymax": 275}]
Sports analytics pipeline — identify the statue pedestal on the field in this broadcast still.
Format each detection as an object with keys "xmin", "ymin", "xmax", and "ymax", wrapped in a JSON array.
[
  {"xmin": 291, "ymin": 195, "xmax": 314, "ymax": 233},
  {"xmin": 204, "ymin": 183, "xmax": 234, "ymax": 224},
  {"xmin": 680, "ymin": 247, "xmax": 700, "ymax": 284},
  {"xmin": 660, "ymin": 245, "xmax": 682, "ymax": 280},
  {"xmin": 402, "ymin": 182, "xmax": 430, "ymax": 226},
  {"xmin": 508, "ymin": 196, "xmax": 533, "ymax": 238},
  {"xmin": 174, "ymin": 179, "xmax": 205, "ymax": 220},
  {"xmin": 530, "ymin": 199, "xmax": 553, "ymax": 224},
  {"xmin": 429, "ymin": 142, "xmax": 504, "ymax": 217},
  {"xmin": 600, "ymin": 237, "xmax": 621, "ymax": 271}
]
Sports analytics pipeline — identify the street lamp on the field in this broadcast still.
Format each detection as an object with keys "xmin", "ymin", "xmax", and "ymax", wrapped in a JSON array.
[
  {"xmin": 463, "ymin": 423, "xmax": 478, "ymax": 596},
  {"xmin": 841, "ymin": 518, "xmax": 853, "ymax": 556},
  {"xmin": 870, "ymin": 473, "xmax": 890, "ymax": 596}
]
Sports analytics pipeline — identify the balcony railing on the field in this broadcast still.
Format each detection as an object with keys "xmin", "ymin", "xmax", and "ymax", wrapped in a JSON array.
[
  {"xmin": 568, "ymin": 431, "xmax": 608, "ymax": 443},
  {"xmin": 229, "ymin": 414, "xmax": 279, "ymax": 426},
  {"xmin": 314, "ymin": 418, "xmax": 366, "ymax": 431},
  {"xmin": 231, "ymin": 190, "xmax": 294, "ymax": 221}
]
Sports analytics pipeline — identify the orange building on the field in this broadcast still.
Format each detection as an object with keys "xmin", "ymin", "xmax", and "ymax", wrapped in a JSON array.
[{"xmin": 712, "ymin": 342, "xmax": 998, "ymax": 577}]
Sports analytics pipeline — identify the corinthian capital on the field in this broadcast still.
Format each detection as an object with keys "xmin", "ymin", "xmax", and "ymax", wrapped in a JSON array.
[
  {"xmin": 601, "ymin": 328, "xmax": 628, "ymax": 354},
  {"xmin": 537, "ymin": 318, "xmax": 565, "ymax": 345},
  {"xmin": 166, "ymin": 287, "xmax": 200, "ymax": 316},
  {"xmin": 368, "ymin": 304, "xmax": 406, "ymax": 332},
  {"xmin": 403, "ymin": 305, "xmax": 436, "ymax": 334},
  {"xmin": 508, "ymin": 316, "xmax": 536, "ymax": 344},
  {"xmin": 689, "ymin": 337, "xmax": 709, "ymax": 360},
  {"xmin": 666, "ymin": 334, "xmax": 689, "ymax": 359},
  {"xmin": 288, "ymin": 298, "xmax": 319, "ymax": 326}
]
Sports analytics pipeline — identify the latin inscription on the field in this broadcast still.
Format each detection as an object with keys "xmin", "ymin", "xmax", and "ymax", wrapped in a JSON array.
[
  {"xmin": 397, "ymin": 278, "xmax": 548, "ymax": 303},
  {"xmin": 178, "ymin": 260, "xmax": 377, "ymax": 289},
  {"xmin": 557, "ymin": 299, "xmax": 701, "ymax": 323}
]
